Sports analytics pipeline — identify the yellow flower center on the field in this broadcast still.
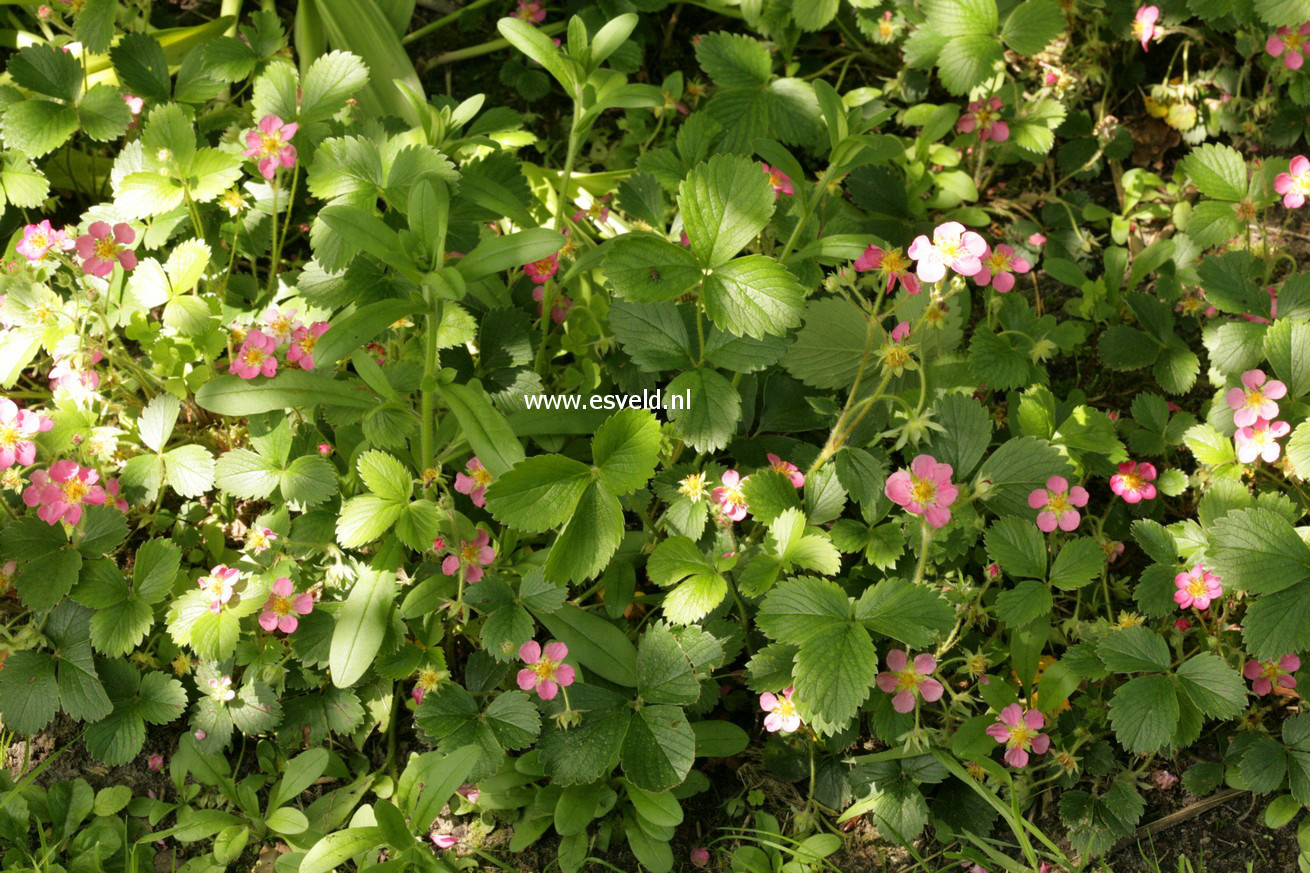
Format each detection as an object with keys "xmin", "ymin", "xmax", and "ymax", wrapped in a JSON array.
[
  {"xmin": 94, "ymin": 237, "xmax": 119, "ymax": 260},
  {"xmin": 270, "ymin": 594, "xmax": 294, "ymax": 616},
  {"xmin": 772, "ymin": 697, "xmax": 796, "ymax": 718},
  {"xmin": 1288, "ymin": 31, "xmax": 1305, "ymax": 52},
  {"xmin": 679, "ymin": 473, "xmax": 707, "ymax": 501},
  {"xmin": 533, "ymin": 658, "xmax": 558, "ymax": 679},
  {"xmin": 1120, "ymin": 471, "xmax": 1143, "ymax": 491},
  {"xmin": 271, "ymin": 315, "xmax": 293, "ymax": 335},
  {"xmin": 63, "ymin": 479, "xmax": 88, "ymax": 503},
  {"xmin": 910, "ymin": 475, "xmax": 937, "ymax": 505},
  {"xmin": 472, "ymin": 467, "xmax": 493, "ymax": 487},
  {"xmin": 460, "ymin": 542, "xmax": 482, "ymax": 563},
  {"xmin": 720, "ymin": 484, "xmax": 746, "ymax": 509},
  {"xmin": 1186, "ymin": 576, "xmax": 1209, "ymax": 598},
  {"xmin": 881, "ymin": 248, "xmax": 909, "ymax": 273},
  {"xmin": 1132, "ymin": 19, "xmax": 1149, "ymax": 39},
  {"xmin": 895, "ymin": 671, "xmax": 921, "ymax": 693},
  {"xmin": 242, "ymin": 347, "xmax": 266, "ymax": 366},
  {"xmin": 1245, "ymin": 389, "xmax": 1266, "ymax": 409},
  {"xmin": 0, "ymin": 425, "xmax": 17, "ymax": 449},
  {"xmin": 1047, "ymin": 493, "xmax": 1069, "ymax": 513},
  {"xmin": 1262, "ymin": 662, "xmax": 1283, "ymax": 680},
  {"xmin": 418, "ymin": 667, "xmax": 443, "ymax": 690},
  {"xmin": 885, "ymin": 347, "xmax": 911, "ymax": 369},
  {"xmin": 29, "ymin": 232, "xmax": 48, "ymax": 249},
  {"xmin": 923, "ymin": 304, "xmax": 947, "ymax": 327},
  {"xmin": 1008, "ymin": 725, "xmax": 1036, "ymax": 749},
  {"xmin": 985, "ymin": 250, "xmax": 1010, "ymax": 272},
  {"xmin": 259, "ymin": 132, "xmax": 287, "ymax": 157},
  {"xmin": 33, "ymin": 304, "xmax": 51, "ymax": 323},
  {"xmin": 975, "ymin": 108, "xmax": 994, "ymax": 126},
  {"xmin": 878, "ymin": 19, "xmax": 893, "ymax": 37}
]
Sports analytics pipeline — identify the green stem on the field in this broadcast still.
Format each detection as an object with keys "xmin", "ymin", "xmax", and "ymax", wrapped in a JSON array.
[
  {"xmin": 430, "ymin": 21, "xmax": 566, "ymax": 65},
  {"xmin": 403, "ymin": 0, "xmax": 497, "ymax": 45},
  {"xmin": 420, "ymin": 294, "xmax": 445, "ymax": 470},
  {"xmin": 910, "ymin": 520, "xmax": 934, "ymax": 586},
  {"xmin": 268, "ymin": 163, "xmax": 299, "ymax": 297}
]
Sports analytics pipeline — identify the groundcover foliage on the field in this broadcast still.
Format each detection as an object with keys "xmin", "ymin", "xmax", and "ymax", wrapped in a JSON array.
[{"xmin": 5, "ymin": 0, "xmax": 1310, "ymax": 871}]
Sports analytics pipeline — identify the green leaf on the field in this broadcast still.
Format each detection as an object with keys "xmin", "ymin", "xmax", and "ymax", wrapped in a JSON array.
[
  {"xmin": 1000, "ymin": 0, "xmax": 1064, "ymax": 55},
  {"xmin": 1097, "ymin": 626, "xmax": 1170, "ymax": 673},
  {"xmin": 854, "ymin": 578, "xmax": 955, "ymax": 648},
  {"xmin": 793, "ymin": 619, "xmax": 876, "ymax": 733},
  {"xmin": 214, "ymin": 449, "xmax": 278, "ymax": 499},
  {"xmin": 1175, "ymin": 654, "xmax": 1246, "ymax": 720},
  {"xmin": 678, "ymin": 154, "xmax": 775, "ymax": 268},
  {"xmin": 1264, "ymin": 319, "xmax": 1310, "ymax": 399},
  {"xmin": 1109, "ymin": 674, "xmax": 1179, "ymax": 755},
  {"xmin": 977, "ymin": 437, "xmax": 1073, "ymax": 518},
  {"xmin": 1208, "ymin": 508, "xmax": 1310, "ymax": 595},
  {"xmin": 985, "ymin": 518, "xmax": 1047, "ymax": 579},
  {"xmin": 665, "ymin": 367, "xmax": 740, "ymax": 453},
  {"xmin": 15, "ymin": 547, "xmax": 82, "ymax": 612},
  {"xmin": 546, "ymin": 481, "xmax": 623, "ymax": 584},
  {"xmin": 301, "ymin": 828, "xmax": 386, "ymax": 873},
  {"xmin": 758, "ymin": 576, "xmax": 850, "ymax": 645},
  {"xmin": 281, "ymin": 455, "xmax": 338, "ymax": 506},
  {"xmin": 329, "ymin": 567, "xmax": 394, "ymax": 688},
  {"xmin": 1183, "ymin": 422, "xmax": 1237, "ymax": 467},
  {"xmin": 2, "ymin": 100, "xmax": 80, "ymax": 156},
  {"xmin": 535, "ymin": 604, "xmax": 638, "ymax": 687},
  {"xmin": 636, "ymin": 624, "xmax": 701, "ymax": 705},
  {"xmin": 195, "ymin": 371, "xmax": 377, "ymax": 415},
  {"xmin": 922, "ymin": 394, "xmax": 992, "ymax": 478},
  {"xmin": 0, "ymin": 652, "xmax": 57, "ymax": 734},
  {"xmin": 740, "ymin": 470, "xmax": 803, "ymax": 524},
  {"xmin": 336, "ymin": 495, "xmax": 402, "ymax": 548},
  {"xmin": 995, "ymin": 579, "xmax": 1052, "ymax": 628},
  {"xmin": 299, "ymin": 50, "xmax": 369, "ymax": 123},
  {"xmin": 1098, "ymin": 326, "xmax": 1160, "ymax": 370},
  {"xmin": 1048, "ymin": 537, "xmax": 1105, "ymax": 590},
  {"xmin": 1242, "ymin": 583, "xmax": 1310, "ymax": 661},
  {"xmin": 74, "ymin": 0, "xmax": 118, "ymax": 54},
  {"xmin": 458, "ymin": 228, "xmax": 565, "ymax": 283},
  {"xmin": 622, "ymin": 704, "xmax": 695, "ymax": 792},
  {"xmin": 9, "ymin": 44, "xmax": 81, "ymax": 101},
  {"xmin": 783, "ymin": 297, "xmax": 871, "ymax": 390},
  {"xmin": 111, "ymin": 34, "xmax": 172, "ymax": 102},
  {"xmin": 485, "ymin": 455, "xmax": 592, "ymax": 532},
  {"xmin": 357, "ymin": 450, "xmax": 412, "ymax": 503},
  {"xmin": 497, "ymin": 16, "xmax": 576, "ymax": 92},
  {"xmin": 1180, "ymin": 143, "xmax": 1248, "ymax": 201},
  {"xmin": 435, "ymin": 381, "xmax": 526, "ymax": 477},
  {"xmin": 604, "ymin": 235, "xmax": 703, "ymax": 304},
  {"xmin": 936, "ymin": 34, "xmax": 1004, "ymax": 95},
  {"xmin": 78, "ymin": 84, "xmax": 132, "ymax": 141},
  {"xmin": 610, "ymin": 300, "xmax": 694, "ymax": 372},
  {"xmin": 592, "ymin": 409, "xmax": 661, "ymax": 495},
  {"xmin": 702, "ymin": 255, "xmax": 805, "ymax": 340},
  {"xmin": 163, "ymin": 445, "xmax": 215, "ymax": 498}
]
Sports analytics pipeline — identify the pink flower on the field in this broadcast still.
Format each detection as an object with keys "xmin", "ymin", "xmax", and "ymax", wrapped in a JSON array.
[
  {"xmin": 973, "ymin": 244, "xmax": 1032, "ymax": 293},
  {"xmin": 454, "ymin": 456, "xmax": 493, "ymax": 507},
  {"xmin": 1226, "ymin": 369, "xmax": 1287, "ymax": 427},
  {"xmin": 247, "ymin": 526, "xmax": 277, "ymax": 553},
  {"xmin": 1109, "ymin": 461, "xmax": 1157, "ymax": 504},
  {"xmin": 286, "ymin": 321, "xmax": 329, "ymax": 370},
  {"xmin": 761, "ymin": 163, "xmax": 794, "ymax": 196},
  {"xmin": 318, "ymin": 443, "xmax": 333, "ymax": 456},
  {"xmin": 517, "ymin": 640, "xmax": 574, "ymax": 700},
  {"xmin": 890, "ymin": 321, "xmax": 911, "ymax": 342},
  {"xmin": 711, "ymin": 470, "xmax": 749, "ymax": 522},
  {"xmin": 1174, "ymin": 564, "xmax": 1222, "ymax": 611},
  {"xmin": 230, "ymin": 328, "xmax": 279, "ymax": 379},
  {"xmin": 690, "ymin": 848, "xmax": 710, "ymax": 868},
  {"xmin": 207, "ymin": 676, "xmax": 235, "ymax": 704},
  {"xmin": 1028, "ymin": 233, "xmax": 1047, "ymax": 247},
  {"xmin": 513, "ymin": 0, "xmax": 546, "ymax": 22},
  {"xmin": 1174, "ymin": 618, "xmax": 1192, "ymax": 631},
  {"xmin": 105, "ymin": 478, "xmax": 128, "ymax": 513},
  {"xmin": 17, "ymin": 220, "xmax": 70, "ymax": 262},
  {"xmin": 767, "ymin": 453, "xmax": 804, "ymax": 488},
  {"xmin": 1276, "ymin": 156, "xmax": 1310, "ymax": 208},
  {"xmin": 411, "ymin": 685, "xmax": 425, "ymax": 705},
  {"xmin": 885, "ymin": 454, "xmax": 958, "ymax": 529},
  {"xmin": 525, "ymin": 252, "xmax": 560, "ymax": 284},
  {"xmin": 197, "ymin": 565, "xmax": 240, "ymax": 613},
  {"xmin": 75, "ymin": 222, "xmax": 136, "ymax": 277},
  {"xmin": 146, "ymin": 753, "xmax": 164, "ymax": 771},
  {"xmin": 1133, "ymin": 6, "xmax": 1160, "ymax": 51},
  {"xmin": 876, "ymin": 649, "xmax": 944, "ymax": 713},
  {"xmin": 22, "ymin": 461, "xmax": 106, "ymax": 525},
  {"xmin": 123, "ymin": 94, "xmax": 144, "ymax": 115},
  {"xmin": 262, "ymin": 306, "xmax": 302, "ymax": 345},
  {"xmin": 1244, "ymin": 654, "xmax": 1300, "ymax": 696},
  {"xmin": 1236, "ymin": 419, "xmax": 1291, "ymax": 464},
  {"xmin": 907, "ymin": 221, "xmax": 987, "ymax": 283},
  {"xmin": 985, "ymin": 562, "xmax": 1002, "ymax": 581},
  {"xmin": 1267, "ymin": 23, "xmax": 1310, "ymax": 70},
  {"xmin": 957, "ymin": 97, "xmax": 1009, "ymax": 142},
  {"xmin": 760, "ymin": 686, "xmax": 801, "ymax": 733},
  {"xmin": 258, "ymin": 576, "xmax": 314, "ymax": 633},
  {"xmin": 853, "ymin": 245, "xmax": 921, "ymax": 295},
  {"xmin": 985, "ymin": 704, "xmax": 1050, "ymax": 768},
  {"xmin": 0, "ymin": 398, "xmax": 53, "ymax": 468},
  {"xmin": 457, "ymin": 784, "xmax": 480, "ymax": 804},
  {"xmin": 441, "ymin": 530, "xmax": 495, "ymax": 583},
  {"xmin": 431, "ymin": 833, "xmax": 458, "ymax": 850},
  {"xmin": 1027, "ymin": 475, "xmax": 1089, "ymax": 532},
  {"xmin": 1151, "ymin": 770, "xmax": 1179, "ymax": 791},
  {"xmin": 243, "ymin": 114, "xmax": 298, "ymax": 179}
]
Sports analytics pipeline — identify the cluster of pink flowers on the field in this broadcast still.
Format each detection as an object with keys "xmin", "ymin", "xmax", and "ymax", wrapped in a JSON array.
[
  {"xmin": 1173, "ymin": 564, "xmax": 1222, "ymax": 611},
  {"xmin": 957, "ymin": 97, "xmax": 1009, "ymax": 142},
  {"xmin": 885, "ymin": 454, "xmax": 958, "ymax": 529},
  {"xmin": 532, "ymin": 285, "xmax": 573, "ymax": 324},
  {"xmin": 454, "ymin": 456, "xmax": 494, "ymax": 507},
  {"xmin": 1109, "ymin": 460, "xmax": 1157, "ymax": 504},
  {"xmin": 75, "ymin": 222, "xmax": 137, "ymax": 278},
  {"xmin": 243, "ymin": 115, "xmax": 298, "ymax": 179},
  {"xmin": 17, "ymin": 220, "xmax": 73, "ymax": 262},
  {"xmin": 513, "ymin": 0, "xmax": 546, "ymax": 23},
  {"xmin": 440, "ymin": 530, "xmax": 495, "ymax": 582},
  {"xmin": 257, "ymin": 577, "xmax": 314, "ymax": 633},
  {"xmin": 230, "ymin": 308, "xmax": 330, "ymax": 380},
  {"xmin": 0, "ymin": 399, "xmax": 53, "ymax": 469},
  {"xmin": 1245, "ymin": 654, "xmax": 1299, "ymax": 696},
  {"xmin": 1225, "ymin": 369, "xmax": 1289, "ymax": 464},
  {"xmin": 1027, "ymin": 476, "xmax": 1089, "ymax": 532},
  {"xmin": 1267, "ymin": 23, "xmax": 1310, "ymax": 70},
  {"xmin": 760, "ymin": 686, "xmax": 801, "ymax": 733},
  {"xmin": 876, "ymin": 649, "xmax": 944, "ymax": 713},
  {"xmin": 903, "ymin": 222, "xmax": 1033, "ymax": 291},
  {"xmin": 986, "ymin": 704, "xmax": 1050, "ymax": 768},
  {"xmin": 22, "ymin": 461, "xmax": 106, "ymax": 525},
  {"xmin": 761, "ymin": 163, "xmax": 793, "ymax": 197},
  {"xmin": 518, "ymin": 640, "xmax": 574, "ymax": 700}
]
